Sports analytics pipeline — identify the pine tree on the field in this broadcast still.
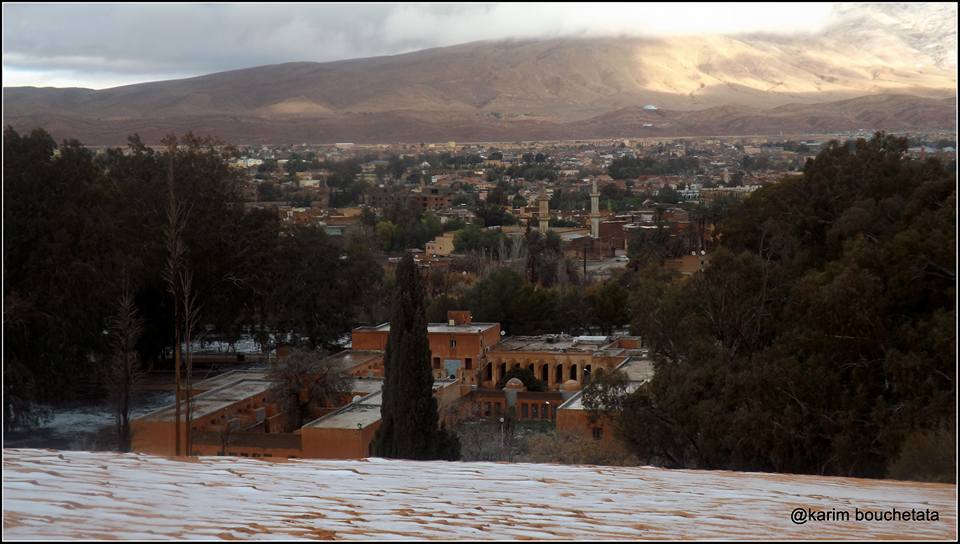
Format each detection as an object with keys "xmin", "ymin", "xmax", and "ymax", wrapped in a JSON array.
[{"xmin": 373, "ymin": 253, "xmax": 460, "ymax": 460}]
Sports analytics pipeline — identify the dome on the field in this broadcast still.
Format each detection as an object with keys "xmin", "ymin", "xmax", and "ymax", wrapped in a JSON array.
[
  {"xmin": 562, "ymin": 379, "xmax": 581, "ymax": 392},
  {"xmin": 504, "ymin": 377, "xmax": 526, "ymax": 390}
]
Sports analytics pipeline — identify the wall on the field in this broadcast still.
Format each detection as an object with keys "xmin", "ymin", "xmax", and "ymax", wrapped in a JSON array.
[
  {"xmin": 482, "ymin": 351, "xmax": 624, "ymax": 390},
  {"xmin": 130, "ymin": 419, "xmax": 180, "ymax": 457},
  {"xmin": 301, "ymin": 421, "xmax": 382, "ymax": 459},
  {"xmin": 192, "ymin": 431, "xmax": 302, "ymax": 458},
  {"xmin": 556, "ymin": 408, "xmax": 627, "ymax": 452}
]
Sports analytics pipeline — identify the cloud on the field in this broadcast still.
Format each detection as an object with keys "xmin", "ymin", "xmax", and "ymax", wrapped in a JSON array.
[{"xmin": 0, "ymin": 2, "xmax": 843, "ymax": 89}]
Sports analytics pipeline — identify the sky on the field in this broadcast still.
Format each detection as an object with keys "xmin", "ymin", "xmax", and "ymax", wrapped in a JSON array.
[{"xmin": 2, "ymin": 2, "xmax": 841, "ymax": 89}]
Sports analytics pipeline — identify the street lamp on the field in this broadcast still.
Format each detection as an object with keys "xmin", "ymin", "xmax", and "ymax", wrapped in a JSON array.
[{"xmin": 499, "ymin": 417, "xmax": 505, "ymax": 451}]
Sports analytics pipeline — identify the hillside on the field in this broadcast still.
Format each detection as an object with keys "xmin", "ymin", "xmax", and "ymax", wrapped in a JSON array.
[
  {"xmin": 3, "ymin": 3, "xmax": 956, "ymax": 144},
  {"xmin": 3, "ymin": 449, "xmax": 957, "ymax": 539},
  {"xmin": 4, "ymin": 94, "xmax": 954, "ymax": 145}
]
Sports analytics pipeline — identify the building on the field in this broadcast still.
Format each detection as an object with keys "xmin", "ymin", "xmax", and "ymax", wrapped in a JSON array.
[
  {"xmin": 556, "ymin": 357, "xmax": 655, "ymax": 448},
  {"xmin": 481, "ymin": 334, "xmax": 640, "ymax": 390},
  {"xmin": 131, "ymin": 312, "xmax": 646, "ymax": 459},
  {"xmin": 352, "ymin": 311, "xmax": 501, "ymax": 385},
  {"xmin": 425, "ymin": 232, "xmax": 457, "ymax": 256}
]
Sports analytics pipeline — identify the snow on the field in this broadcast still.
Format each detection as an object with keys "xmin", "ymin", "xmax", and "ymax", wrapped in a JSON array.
[
  {"xmin": 3, "ymin": 392, "xmax": 175, "ymax": 450},
  {"xmin": 3, "ymin": 449, "xmax": 956, "ymax": 540}
]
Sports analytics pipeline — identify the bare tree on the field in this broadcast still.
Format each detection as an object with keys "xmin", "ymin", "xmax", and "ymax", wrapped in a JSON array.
[
  {"xmin": 161, "ymin": 137, "xmax": 198, "ymax": 456},
  {"xmin": 162, "ymin": 142, "xmax": 186, "ymax": 456},
  {"xmin": 268, "ymin": 349, "xmax": 352, "ymax": 430},
  {"xmin": 103, "ymin": 279, "xmax": 145, "ymax": 452},
  {"xmin": 180, "ymin": 268, "xmax": 200, "ymax": 455},
  {"xmin": 218, "ymin": 417, "xmax": 238, "ymax": 456}
]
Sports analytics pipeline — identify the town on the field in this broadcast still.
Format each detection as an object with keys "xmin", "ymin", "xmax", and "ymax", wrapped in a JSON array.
[
  {"xmin": 6, "ymin": 128, "xmax": 956, "ymax": 470},
  {"xmin": 3, "ymin": 2, "xmax": 957, "ymax": 540}
]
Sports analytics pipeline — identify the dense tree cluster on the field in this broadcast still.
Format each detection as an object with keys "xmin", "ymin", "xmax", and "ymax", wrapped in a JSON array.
[
  {"xmin": 428, "ymin": 268, "xmax": 631, "ymax": 337},
  {"xmin": 608, "ymin": 156, "xmax": 699, "ymax": 179},
  {"xmin": 3, "ymin": 128, "xmax": 382, "ymax": 428},
  {"xmin": 374, "ymin": 201, "xmax": 444, "ymax": 252},
  {"xmin": 621, "ymin": 133, "xmax": 955, "ymax": 480}
]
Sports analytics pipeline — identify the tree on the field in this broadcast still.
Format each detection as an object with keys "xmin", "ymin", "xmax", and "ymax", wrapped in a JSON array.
[
  {"xmin": 589, "ymin": 280, "xmax": 631, "ymax": 335},
  {"xmin": 373, "ymin": 253, "xmax": 461, "ymax": 460},
  {"xmin": 103, "ymin": 280, "xmax": 145, "ymax": 452},
  {"xmin": 619, "ymin": 133, "xmax": 956, "ymax": 479},
  {"xmin": 268, "ymin": 348, "xmax": 351, "ymax": 430},
  {"xmin": 2, "ymin": 128, "xmax": 382, "ymax": 432},
  {"xmin": 495, "ymin": 367, "xmax": 546, "ymax": 392},
  {"xmin": 581, "ymin": 368, "xmax": 629, "ymax": 423}
]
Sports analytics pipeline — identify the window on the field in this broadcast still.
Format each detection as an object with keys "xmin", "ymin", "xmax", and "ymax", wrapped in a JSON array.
[
  {"xmin": 543, "ymin": 405, "xmax": 550, "ymax": 419},
  {"xmin": 592, "ymin": 427, "xmax": 603, "ymax": 441},
  {"xmin": 531, "ymin": 404, "xmax": 538, "ymax": 419},
  {"xmin": 521, "ymin": 404, "xmax": 529, "ymax": 418},
  {"xmin": 450, "ymin": 339, "xmax": 457, "ymax": 349},
  {"xmin": 484, "ymin": 402, "xmax": 491, "ymax": 417},
  {"xmin": 433, "ymin": 357, "xmax": 441, "ymax": 369},
  {"xmin": 465, "ymin": 358, "xmax": 472, "ymax": 370}
]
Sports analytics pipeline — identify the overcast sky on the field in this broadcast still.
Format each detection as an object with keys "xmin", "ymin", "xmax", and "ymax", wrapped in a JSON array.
[{"xmin": 3, "ymin": 2, "xmax": 840, "ymax": 89}]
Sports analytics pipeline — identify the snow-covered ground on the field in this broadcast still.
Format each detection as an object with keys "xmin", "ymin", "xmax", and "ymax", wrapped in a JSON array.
[
  {"xmin": 3, "ymin": 449, "xmax": 956, "ymax": 540},
  {"xmin": 3, "ymin": 392, "xmax": 175, "ymax": 450}
]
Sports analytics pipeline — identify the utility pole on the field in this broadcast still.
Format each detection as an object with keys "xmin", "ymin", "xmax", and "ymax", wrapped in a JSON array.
[{"xmin": 583, "ymin": 246, "xmax": 587, "ymax": 279}]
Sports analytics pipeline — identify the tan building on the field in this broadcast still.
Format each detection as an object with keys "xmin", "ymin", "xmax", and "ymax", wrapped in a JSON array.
[
  {"xmin": 425, "ymin": 232, "xmax": 457, "ymax": 256},
  {"xmin": 556, "ymin": 357, "xmax": 655, "ymax": 448},
  {"xmin": 131, "ymin": 313, "xmax": 647, "ymax": 460},
  {"xmin": 352, "ymin": 311, "xmax": 501, "ymax": 385},
  {"xmin": 482, "ymin": 335, "xmax": 639, "ymax": 390}
]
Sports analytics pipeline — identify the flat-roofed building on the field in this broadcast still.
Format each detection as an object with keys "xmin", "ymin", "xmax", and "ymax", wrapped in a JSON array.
[
  {"xmin": 556, "ymin": 357, "xmax": 655, "ymax": 449},
  {"xmin": 301, "ymin": 378, "xmax": 462, "ymax": 458},
  {"xmin": 482, "ymin": 334, "xmax": 639, "ymax": 390},
  {"xmin": 352, "ymin": 311, "xmax": 500, "ymax": 385}
]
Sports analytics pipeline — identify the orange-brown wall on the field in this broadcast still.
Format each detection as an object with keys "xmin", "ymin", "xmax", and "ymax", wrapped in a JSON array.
[
  {"xmin": 131, "ymin": 420, "xmax": 180, "ymax": 457},
  {"xmin": 352, "ymin": 330, "xmax": 389, "ymax": 350},
  {"xmin": 556, "ymin": 409, "xmax": 624, "ymax": 451},
  {"xmin": 353, "ymin": 325, "xmax": 502, "ymax": 380},
  {"xmin": 301, "ymin": 421, "xmax": 382, "ymax": 459},
  {"xmin": 483, "ymin": 351, "xmax": 624, "ymax": 390},
  {"xmin": 192, "ymin": 442, "xmax": 302, "ymax": 459}
]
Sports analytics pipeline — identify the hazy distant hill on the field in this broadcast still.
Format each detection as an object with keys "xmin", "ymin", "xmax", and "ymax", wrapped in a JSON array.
[{"xmin": 4, "ymin": 3, "xmax": 956, "ymax": 144}]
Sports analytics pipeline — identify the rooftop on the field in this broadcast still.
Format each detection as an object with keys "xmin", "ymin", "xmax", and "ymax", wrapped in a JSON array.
[
  {"xmin": 354, "ymin": 322, "xmax": 499, "ymax": 335},
  {"xmin": 305, "ymin": 391, "xmax": 383, "ymax": 430},
  {"xmin": 491, "ymin": 334, "xmax": 628, "ymax": 354},
  {"xmin": 558, "ymin": 357, "xmax": 656, "ymax": 411},
  {"xmin": 323, "ymin": 350, "xmax": 384, "ymax": 372},
  {"xmin": 138, "ymin": 377, "xmax": 275, "ymax": 422},
  {"xmin": 305, "ymin": 379, "xmax": 455, "ymax": 430}
]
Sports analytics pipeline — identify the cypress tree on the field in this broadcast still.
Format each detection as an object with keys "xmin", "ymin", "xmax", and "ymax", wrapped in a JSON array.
[{"xmin": 373, "ymin": 253, "xmax": 460, "ymax": 460}]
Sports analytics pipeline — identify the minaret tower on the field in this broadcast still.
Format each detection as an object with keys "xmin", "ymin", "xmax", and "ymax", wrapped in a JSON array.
[
  {"xmin": 590, "ymin": 178, "xmax": 600, "ymax": 239},
  {"xmin": 538, "ymin": 187, "xmax": 550, "ymax": 232}
]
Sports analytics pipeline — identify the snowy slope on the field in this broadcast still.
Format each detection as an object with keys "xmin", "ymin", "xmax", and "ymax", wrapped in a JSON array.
[{"xmin": 2, "ymin": 448, "xmax": 956, "ymax": 540}]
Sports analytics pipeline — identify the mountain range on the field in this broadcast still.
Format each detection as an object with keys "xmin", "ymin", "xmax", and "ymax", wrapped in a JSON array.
[{"xmin": 4, "ymin": 3, "xmax": 956, "ymax": 144}]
